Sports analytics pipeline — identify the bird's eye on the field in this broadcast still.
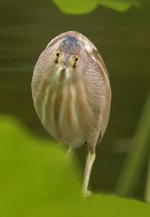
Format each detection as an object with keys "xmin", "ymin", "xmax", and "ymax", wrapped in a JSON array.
[
  {"xmin": 75, "ymin": 57, "xmax": 78, "ymax": 62},
  {"xmin": 73, "ymin": 56, "xmax": 79, "ymax": 67},
  {"xmin": 55, "ymin": 51, "xmax": 60, "ymax": 63},
  {"xmin": 56, "ymin": 52, "xmax": 60, "ymax": 57}
]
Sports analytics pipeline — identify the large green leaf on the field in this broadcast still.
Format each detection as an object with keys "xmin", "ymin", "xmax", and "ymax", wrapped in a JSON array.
[
  {"xmin": 0, "ymin": 115, "xmax": 150, "ymax": 216},
  {"xmin": 52, "ymin": 0, "xmax": 97, "ymax": 14},
  {"xmin": 0, "ymin": 115, "xmax": 81, "ymax": 216},
  {"xmin": 52, "ymin": 0, "xmax": 142, "ymax": 14}
]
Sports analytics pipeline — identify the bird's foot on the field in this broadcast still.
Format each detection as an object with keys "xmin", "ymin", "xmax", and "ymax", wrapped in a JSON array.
[{"xmin": 83, "ymin": 190, "xmax": 93, "ymax": 198}]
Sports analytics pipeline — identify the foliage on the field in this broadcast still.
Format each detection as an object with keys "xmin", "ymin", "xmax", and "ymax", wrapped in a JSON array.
[
  {"xmin": 0, "ymin": 115, "xmax": 150, "ymax": 217},
  {"xmin": 116, "ymin": 92, "xmax": 150, "ymax": 198},
  {"xmin": 52, "ymin": 0, "xmax": 142, "ymax": 14}
]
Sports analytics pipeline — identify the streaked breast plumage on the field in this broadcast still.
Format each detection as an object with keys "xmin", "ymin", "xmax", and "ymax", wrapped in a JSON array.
[
  {"xmin": 32, "ymin": 31, "xmax": 111, "ymax": 148},
  {"xmin": 33, "ymin": 66, "xmax": 85, "ymax": 147}
]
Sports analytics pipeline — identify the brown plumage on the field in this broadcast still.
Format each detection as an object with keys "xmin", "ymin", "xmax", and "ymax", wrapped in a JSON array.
[{"xmin": 32, "ymin": 31, "xmax": 111, "ymax": 196}]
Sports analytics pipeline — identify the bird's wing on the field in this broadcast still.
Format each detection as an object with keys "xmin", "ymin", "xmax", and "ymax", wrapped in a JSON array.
[{"xmin": 78, "ymin": 32, "xmax": 111, "ymax": 141}]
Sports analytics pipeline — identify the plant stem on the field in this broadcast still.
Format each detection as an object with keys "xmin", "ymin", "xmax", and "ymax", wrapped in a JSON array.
[
  {"xmin": 115, "ymin": 92, "xmax": 150, "ymax": 197},
  {"xmin": 145, "ymin": 157, "xmax": 150, "ymax": 203}
]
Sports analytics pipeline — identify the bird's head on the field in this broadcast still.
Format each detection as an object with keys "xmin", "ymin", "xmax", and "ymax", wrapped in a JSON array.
[{"xmin": 46, "ymin": 34, "xmax": 87, "ymax": 83}]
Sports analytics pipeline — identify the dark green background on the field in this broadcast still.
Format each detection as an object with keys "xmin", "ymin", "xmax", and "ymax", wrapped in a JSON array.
[{"xmin": 0, "ymin": 0, "xmax": 150, "ymax": 199}]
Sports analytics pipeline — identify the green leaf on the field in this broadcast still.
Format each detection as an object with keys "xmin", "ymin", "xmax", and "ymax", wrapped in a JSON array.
[
  {"xmin": 98, "ymin": 0, "xmax": 141, "ymax": 12},
  {"xmin": 0, "ymin": 115, "xmax": 81, "ymax": 217},
  {"xmin": 52, "ymin": 0, "xmax": 97, "ymax": 15},
  {"xmin": 88, "ymin": 194, "xmax": 150, "ymax": 217},
  {"xmin": 0, "ymin": 114, "xmax": 150, "ymax": 217},
  {"xmin": 97, "ymin": 0, "xmax": 131, "ymax": 12},
  {"xmin": 52, "ymin": 0, "xmax": 142, "ymax": 14}
]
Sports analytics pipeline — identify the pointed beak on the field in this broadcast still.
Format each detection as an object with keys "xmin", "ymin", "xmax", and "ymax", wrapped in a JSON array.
[{"xmin": 64, "ymin": 55, "xmax": 70, "ymax": 67}]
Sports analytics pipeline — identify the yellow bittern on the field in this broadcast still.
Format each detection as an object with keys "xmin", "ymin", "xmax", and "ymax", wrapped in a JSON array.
[{"xmin": 32, "ymin": 31, "xmax": 111, "ymax": 196}]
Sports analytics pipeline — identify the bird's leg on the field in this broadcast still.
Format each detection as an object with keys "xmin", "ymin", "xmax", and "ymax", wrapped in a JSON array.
[
  {"xmin": 66, "ymin": 147, "xmax": 75, "ymax": 158},
  {"xmin": 82, "ymin": 146, "xmax": 96, "ymax": 197}
]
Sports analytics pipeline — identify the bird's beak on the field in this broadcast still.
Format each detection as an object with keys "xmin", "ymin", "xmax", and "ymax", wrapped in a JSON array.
[{"xmin": 64, "ymin": 55, "xmax": 70, "ymax": 67}]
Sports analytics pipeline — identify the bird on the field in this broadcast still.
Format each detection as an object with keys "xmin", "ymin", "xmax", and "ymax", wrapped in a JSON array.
[{"xmin": 31, "ymin": 31, "xmax": 111, "ymax": 197}]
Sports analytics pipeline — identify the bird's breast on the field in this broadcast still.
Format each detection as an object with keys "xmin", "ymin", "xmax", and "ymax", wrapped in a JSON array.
[{"xmin": 34, "ymin": 72, "xmax": 86, "ymax": 147}]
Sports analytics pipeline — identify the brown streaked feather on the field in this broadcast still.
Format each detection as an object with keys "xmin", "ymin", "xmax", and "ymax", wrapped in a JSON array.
[
  {"xmin": 66, "ymin": 86, "xmax": 73, "ymax": 132},
  {"xmin": 34, "ymin": 78, "xmax": 49, "ymax": 118},
  {"xmin": 44, "ymin": 85, "xmax": 54, "ymax": 130},
  {"xmin": 54, "ymin": 88, "xmax": 63, "ymax": 138}
]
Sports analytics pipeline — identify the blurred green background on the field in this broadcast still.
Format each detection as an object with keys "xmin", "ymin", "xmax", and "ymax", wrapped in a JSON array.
[{"xmin": 0, "ymin": 0, "xmax": 150, "ymax": 202}]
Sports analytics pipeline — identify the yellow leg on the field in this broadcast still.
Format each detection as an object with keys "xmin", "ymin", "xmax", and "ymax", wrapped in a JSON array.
[
  {"xmin": 82, "ymin": 150, "xmax": 96, "ymax": 197},
  {"xmin": 66, "ymin": 148, "xmax": 75, "ymax": 158}
]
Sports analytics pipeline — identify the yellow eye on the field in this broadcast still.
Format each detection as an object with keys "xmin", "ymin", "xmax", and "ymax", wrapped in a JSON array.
[
  {"xmin": 56, "ymin": 51, "xmax": 60, "ymax": 58},
  {"xmin": 75, "ymin": 57, "xmax": 78, "ymax": 62},
  {"xmin": 73, "ymin": 56, "xmax": 79, "ymax": 67},
  {"xmin": 55, "ymin": 51, "xmax": 60, "ymax": 63}
]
